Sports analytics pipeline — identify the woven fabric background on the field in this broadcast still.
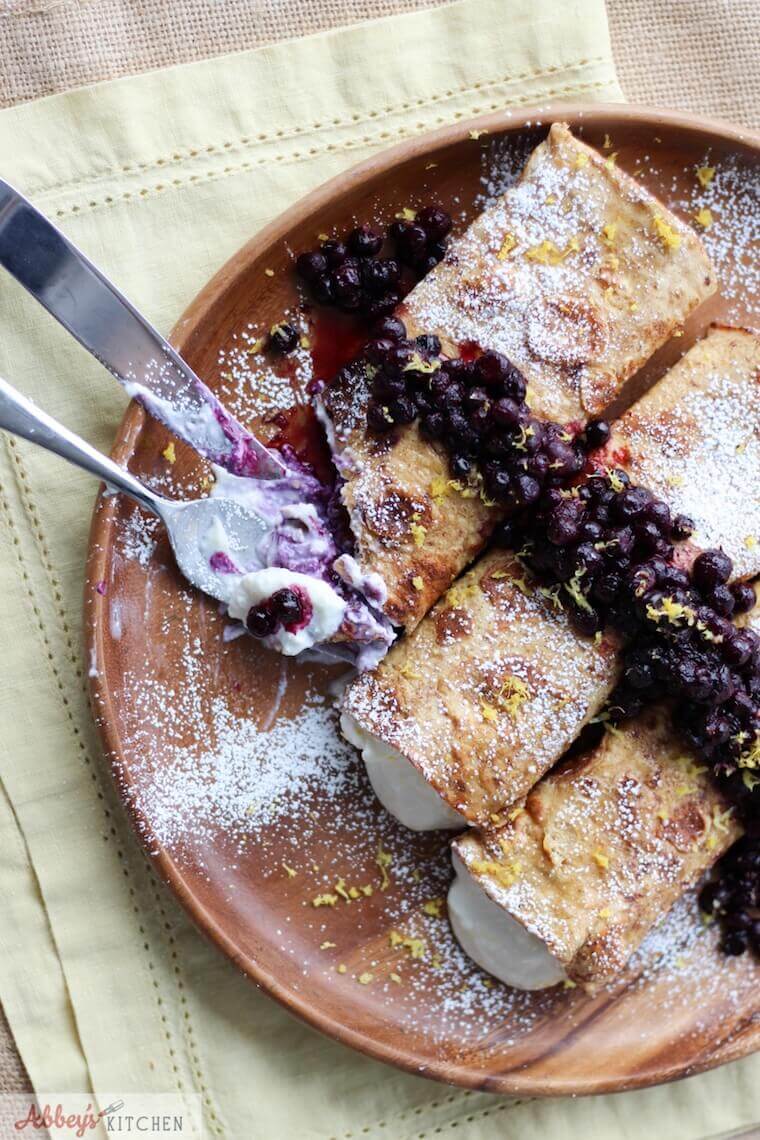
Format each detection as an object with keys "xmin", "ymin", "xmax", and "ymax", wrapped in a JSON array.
[
  {"xmin": 0, "ymin": 0, "xmax": 756, "ymax": 128},
  {"xmin": 0, "ymin": 0, "xmax": 756, "ymax": 1115}
]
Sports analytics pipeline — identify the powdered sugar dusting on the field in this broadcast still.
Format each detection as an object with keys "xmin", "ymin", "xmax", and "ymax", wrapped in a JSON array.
[
  {"xmin": 122, "ymin": 662, "xmax": 358, "ymax": 852},
  {"xmin": 215, "ymin": 316, "xmax": 314, "ymax": 425},
  {"xmin": 117, "ymin": 507, "xmax": 160, "ymax": 567},
  {"xmin": 618, "ymin": 332, "xmax": 760, "ymax": 578},
  {"xmin": 678, "ymin": 154, "xmax": 759, "ymax": 320}
]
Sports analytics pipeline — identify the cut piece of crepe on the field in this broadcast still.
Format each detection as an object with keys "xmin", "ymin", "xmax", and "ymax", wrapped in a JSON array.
[
  {"xmin": 402, "ymin": 121, "xmax": 716, "ymax": 423},
  {"xmin": 341, "ymin": 550, "xmax": 622, "ymax": 828},
  {"xmin": 451, "ymin": 704, "xmax": 742, "ymax": 989},
  {"xmin": 604, "ymin": 325, "xmax": 760, "ymax": 581},
  {"xmin": 319, "ymin": 122, "xmax": 716, "ymax": 632}
]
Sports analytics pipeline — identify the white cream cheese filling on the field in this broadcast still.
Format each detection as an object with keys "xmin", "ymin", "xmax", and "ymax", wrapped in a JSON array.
[
  {"xmin": 227, "ymin": 568, "xmax": 346, "ymax": 656},
  {"xmin": 340, "ymin": 713, "xmax": 465, "ymax": 831},
  {"xmin": 447, "ymin": 852, "xmax": 566, "ymax": 990}
]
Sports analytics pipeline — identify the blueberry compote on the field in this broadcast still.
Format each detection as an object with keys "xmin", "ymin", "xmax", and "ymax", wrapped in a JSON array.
[
  {"xmin": 295, "ymin": 206, "xmax": 452, "ymax": 318},
  {"xmin": 358, "ymin": 318, "xmax": 586, "ymax": 513}
]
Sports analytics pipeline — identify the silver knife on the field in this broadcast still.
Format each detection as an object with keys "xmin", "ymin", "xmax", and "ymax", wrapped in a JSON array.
[{"xmin": 0, "ymin": 178, "xmax": 286, "ymax": 479}]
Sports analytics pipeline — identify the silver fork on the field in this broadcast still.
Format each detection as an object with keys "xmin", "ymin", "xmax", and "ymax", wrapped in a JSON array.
[{"xmin": 0, "ymin": 375, "xmax": 267, "ymax": 604}]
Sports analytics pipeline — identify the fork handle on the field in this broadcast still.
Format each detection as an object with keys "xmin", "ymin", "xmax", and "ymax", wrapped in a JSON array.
[{"xmin": 0, "ymin": 375, "xmax": 164, "ymax": 516}]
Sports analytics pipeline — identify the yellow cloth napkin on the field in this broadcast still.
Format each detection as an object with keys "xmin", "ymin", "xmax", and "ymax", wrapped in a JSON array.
[{"xmin": 0, "ymin": 0, "xmax": 757, "ymax": 1135}]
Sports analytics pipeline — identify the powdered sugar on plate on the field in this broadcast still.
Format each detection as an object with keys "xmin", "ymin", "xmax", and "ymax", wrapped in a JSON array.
[{"xmin": 677, "ymin": 154, "xmax": 760, "ymax": 321}]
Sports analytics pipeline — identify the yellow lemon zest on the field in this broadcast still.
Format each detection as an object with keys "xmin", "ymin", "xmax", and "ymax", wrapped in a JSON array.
[
  {"xmin": 470, "ymin": 858, "xmax": 522, "ymax": 889},
  {"xmin": 446, "ymin": 581, "xmax": 478, "ymax": 607},
  {"xmin": 404, "ymin": 351, "xmax": 440, "ymax": 374},
  {"xmin": 376, "ymin": 844, "xmax": 392, "ymax": 890},
  {"xmin": 422, "ymin": 898, "xmax": 445, "ymax": 918},
  {"xmin": 389, "ymin": 931, "xmax": 427, "ymax": 958},
  {"xmin": 524, "ymin": 238, "xmax": 579, "ymax": 265},
  {"xmin": 481, "ymin": 702, "xmax": 499, "ymax": 724},
  {"xmin": 652, "ymin": 214, "xmax": 681, "ymax": 250},
  {"xmin": 334, "ymin": 879, "xmax": 350, "ymax": 902},
  {"xmin": 312, "ymin": 893, "xmax": 338, "ymax": 907},
  {"xmin": 410, "ymin": 521, "xmax": 427, "ymax": 547},
  {"xmin": 646, "ymin": 596, "xmax": 696, "ymax": 627},
  {"xmin": 162, "ymin": 442, "xmax": 176, "ymax": 464},
  {"xmin": 564, "ymin": 567, "xmax": 593, "ymax": 614},
  {"xmin": 738, "ymin": 734, "xmax": 760, "ymax": 770},
  {"xmin": 497, "ymin": 232, "xmax": 517, "ymax": 259},
  {"xmin": 430, "ymin": 476, "xmax": 449, "ymax": 504},
  {"xmin": 495, "ymin": 674, "xmax": 531, "ymax": 719},
  {"xmin": 601, "ymin": 221, "xmax": 618, "ymax": 247},
  {"xmin": 696, "ymin": 165, "xmax": 715, "ymax": 187}
]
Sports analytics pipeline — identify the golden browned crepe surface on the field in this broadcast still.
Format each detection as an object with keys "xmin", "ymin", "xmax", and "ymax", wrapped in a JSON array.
[
  {"xmin": 607, "ymin": 325, "xmax": 760, "ymax": 581},
  {"xmin": 454, "ymin": 705, "xmax": 742, "ymax": 987},
  {"xmin": 343, "ymin": 551, "xmax": 621, "ymax": 825},
  {"xmin": 322, "ymin": 122, "xmax": 716, "ymax": 631},
  {"xmin": 403, "ymin": 121, "xmax": 715, "ymax": 423}
]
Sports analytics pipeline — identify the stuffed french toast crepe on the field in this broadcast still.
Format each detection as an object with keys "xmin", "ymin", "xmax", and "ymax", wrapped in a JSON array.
[
  {"xmin": 341, "ymin": 328, "xmax": 755, "ymax": 831},
  {"xmin": 341, "ymin": 551, "xmax": 622, "ymax": 830},
  {"xmin": 448, "ymin": 704, "xmax": 743, "ymax": 991},
  {"xmin": 319, "ymin": 123, "xmax": 715, "ymax": 631},
  {"xmin": 605, "ymin": 325, "xmax": 760, "ymax": 580}
]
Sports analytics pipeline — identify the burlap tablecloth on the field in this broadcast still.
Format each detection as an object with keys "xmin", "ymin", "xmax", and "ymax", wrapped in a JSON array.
[
  {"xmin": 0, "ymin": 0, "xmax": 757, "ymax": 1119},
  {"xmin": 0, "ymin": 0, "xmax": 758, "ymax": 129}
]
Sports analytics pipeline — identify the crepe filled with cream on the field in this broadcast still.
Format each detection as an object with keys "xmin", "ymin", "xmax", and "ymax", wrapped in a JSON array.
[
  {"xmin": 341, "ymin": 551, "xmax": 622, "ymax": 830},
  {"xmin": 320, "ymin": 123, "xmax": 716, "ymax": 632},
  {"xmin": 449, "ymin": 704, "xmax": 742, "ymax": 990},
  {"xmin": 605, "ymin": 325, "xmax": 760, "ymax": 580}
]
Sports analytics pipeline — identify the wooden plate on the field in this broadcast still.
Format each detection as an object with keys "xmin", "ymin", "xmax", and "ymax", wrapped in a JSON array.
[{"xmin": 86, "ymin": 104, "xmax": 760, "ymax": 1096}]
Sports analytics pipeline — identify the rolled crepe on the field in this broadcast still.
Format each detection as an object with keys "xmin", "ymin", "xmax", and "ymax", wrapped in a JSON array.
[
  {"xmin": 342, "ymin": 330, "xmax": 756, "ymax": 825},
  {"xmin": 320, "ymin": 122, "xmax": 715, "ymax": 631},
  {"xmin": 449, "ymin": 704, "xmax": 742, "ymax": 989},
  {"xmin": 341, "ymin": 551, "xmax": 622, "ymax": 830},
  {"xmin": 605, "ymin": 325, "xmax": 760, "ymax": 580}
]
